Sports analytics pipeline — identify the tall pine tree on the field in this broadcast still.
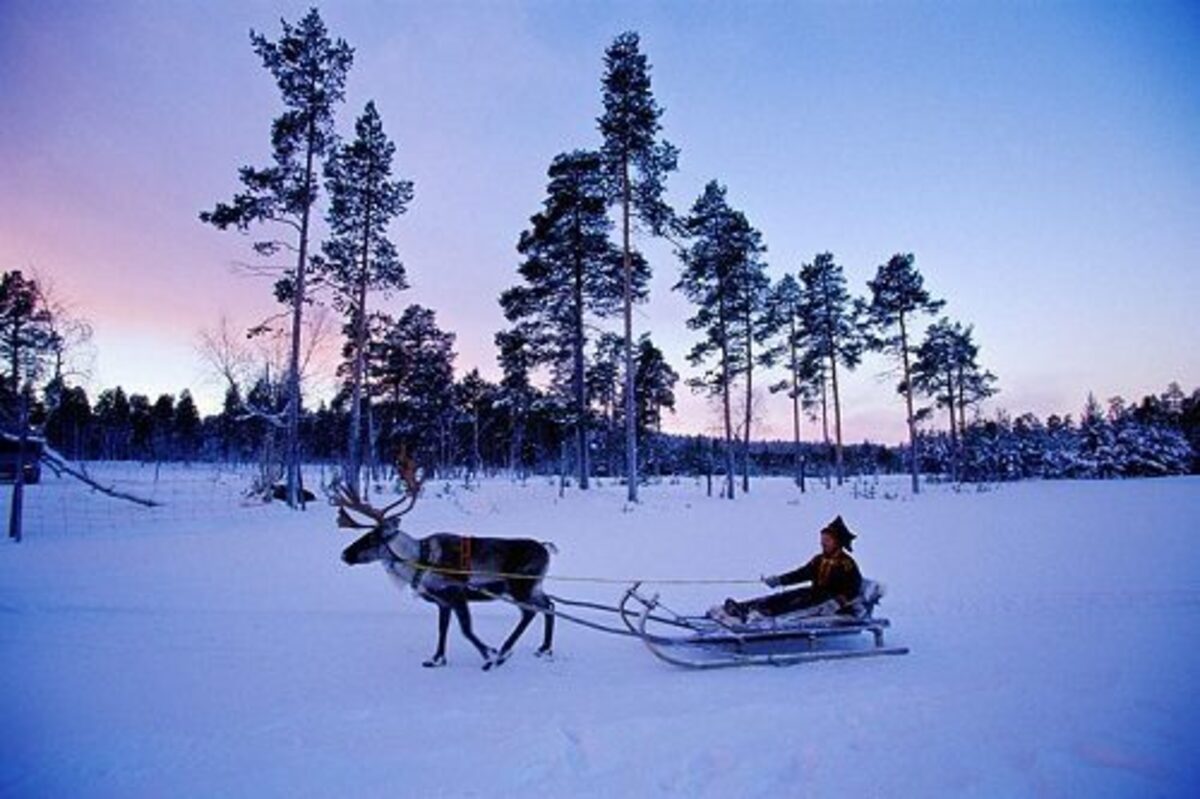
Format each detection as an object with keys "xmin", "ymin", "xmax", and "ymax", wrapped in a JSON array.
[
  {"xmin": 501, "ymin": 150, "xmax": 644, "ymax": 490},
  {"xmin": 798, "ymin": 252, "xmax": 863, "ymax": 486},
  {"xmin": 675, "ymin": 181, "xmax": 761, "ymax": 499},
  {"xmin": 200, "ymin": 9, "xmax": 353, "ymax": 508},
  {"xmin": 864, "ymin": 253, "xmax": 944, "ymax": 494},
  {"xmin": 761, "ymin": 273, "xmax": 818, "ymax": 489},
  {"xmin": 598, "ymin": 31, "xmax": 679, "ymax": 501},
  {"xmin": 321, "ymin": 100, "xmax": 413, "ymax": 492}
]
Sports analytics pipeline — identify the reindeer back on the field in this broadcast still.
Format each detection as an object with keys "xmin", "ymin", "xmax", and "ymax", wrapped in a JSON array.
[{"xmin": 421, "ymin": 533, "xmax": 551, "ymax": 583}]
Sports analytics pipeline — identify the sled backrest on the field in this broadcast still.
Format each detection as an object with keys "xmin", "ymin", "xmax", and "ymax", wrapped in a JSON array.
[{"xmin": 850, "ymin": 579, "xmax": 885, "ymax": 619}]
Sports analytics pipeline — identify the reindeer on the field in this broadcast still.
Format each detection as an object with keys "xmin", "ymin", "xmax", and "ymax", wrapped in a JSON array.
[{"xmin": 336, "ymin": 459, "xmax": 555, "ymax": 670}]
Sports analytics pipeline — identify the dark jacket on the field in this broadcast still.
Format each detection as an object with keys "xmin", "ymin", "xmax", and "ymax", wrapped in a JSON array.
[{"xmin": 777, "ymin": 551, "xmax": 862, "ymax": 605}]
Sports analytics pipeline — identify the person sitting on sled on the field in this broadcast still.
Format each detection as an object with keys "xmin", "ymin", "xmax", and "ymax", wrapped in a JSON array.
[{"xmin": 721, "ymin": 515, "xmax": 863, "ymax": 622}]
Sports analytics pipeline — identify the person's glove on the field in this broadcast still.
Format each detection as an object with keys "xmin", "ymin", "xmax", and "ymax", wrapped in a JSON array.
[{"xmin": 762, "ymin": 574, "xmax": 782, "ymax": 588}]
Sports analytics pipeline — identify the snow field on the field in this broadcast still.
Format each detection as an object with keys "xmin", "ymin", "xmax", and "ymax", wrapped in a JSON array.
[{"xmin": 2, "ymin": 466, "xmax": 1198, "ymax": 797}]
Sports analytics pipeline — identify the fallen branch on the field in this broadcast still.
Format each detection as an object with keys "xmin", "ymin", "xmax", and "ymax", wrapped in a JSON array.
[{"xmin": 40, "ymin": 446, "xmax": 162, "ymax": 508}]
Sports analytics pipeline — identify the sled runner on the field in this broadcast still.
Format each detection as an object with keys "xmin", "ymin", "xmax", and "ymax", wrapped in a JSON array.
[{"xmin": 619, "ymin": 579, "xmax": 909, "ymax": 669}]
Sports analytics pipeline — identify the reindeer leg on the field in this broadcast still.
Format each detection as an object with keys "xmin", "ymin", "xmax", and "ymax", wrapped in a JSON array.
[
  {"xmin": 492, "ymin": 608, "xmax": 537, "ymax": 668},
  {"xmin": 536, "ymin": 595, "xmax": 555, "ymax": 658},
  {"xmin": 423, "ymin": 604, "xmax": 452, "ymax": 668},
  {"xmin": 450, "ymin": 597, "xmax": 496, "ymax": 668}
]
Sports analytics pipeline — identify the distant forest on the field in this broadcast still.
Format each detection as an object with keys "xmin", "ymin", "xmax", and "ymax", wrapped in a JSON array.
[{"xmin": 37, "ymin": 376, "xmax": 1200, "ymax": 486}]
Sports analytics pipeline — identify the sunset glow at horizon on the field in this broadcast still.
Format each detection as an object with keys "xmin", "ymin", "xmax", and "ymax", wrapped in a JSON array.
[{"xmin": 2, "ymin": 1, "xmax": 1197, "ymax": 444}]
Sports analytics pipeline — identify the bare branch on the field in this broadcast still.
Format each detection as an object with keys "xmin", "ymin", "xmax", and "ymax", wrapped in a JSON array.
[{"xmin": 40, "ymin": 446, "xmax": 161, "ymax": 507}]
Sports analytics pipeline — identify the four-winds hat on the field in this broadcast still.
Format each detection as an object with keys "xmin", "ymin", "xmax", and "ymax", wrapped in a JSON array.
[{"xmin": 822, "ymin": 515, "xmax": 857, "ymax": 551}]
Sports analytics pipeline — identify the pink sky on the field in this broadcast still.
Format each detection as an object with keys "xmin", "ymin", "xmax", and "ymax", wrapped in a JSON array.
[{"xmin": 2, "ymin": 1, "xmax": 1197, "ymax": 444}]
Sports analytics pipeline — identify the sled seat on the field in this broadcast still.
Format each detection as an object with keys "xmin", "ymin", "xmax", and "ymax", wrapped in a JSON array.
[
  {"xmin": 773, "ymin": 578, "xmax": 887, "ymax": 624},
  {"xmin": 704, "ymin": 579, "xmax": 890, "ymax": 634}
]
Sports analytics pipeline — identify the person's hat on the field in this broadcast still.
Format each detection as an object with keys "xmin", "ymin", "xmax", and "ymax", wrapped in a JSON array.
[{"xmin": 822, "ymin": 515, "xmax": 857, "ymax": 551}]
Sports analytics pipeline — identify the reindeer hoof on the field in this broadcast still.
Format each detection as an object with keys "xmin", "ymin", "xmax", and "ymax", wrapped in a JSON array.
[
  {"xmin": 483, "ymin": 649, "xmax": 511, "ymax": 671},
  {"xmin": 534, "ymin": 648, "xmax": 554, "ymax": 660},
  {"xmin": 422, "ymin": 655, "xmax": 447, "ymax": 668}
]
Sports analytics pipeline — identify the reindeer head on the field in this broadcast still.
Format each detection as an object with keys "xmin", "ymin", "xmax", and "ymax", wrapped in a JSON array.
[{"xmin": 336, "ymin": 455, "xmax": 424, "ymax": 566}]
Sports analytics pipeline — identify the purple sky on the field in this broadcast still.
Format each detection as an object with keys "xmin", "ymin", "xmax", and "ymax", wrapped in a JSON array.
[{"xmin": 2, "ymin": 1, "xmax": 1198, "ymax": 443}]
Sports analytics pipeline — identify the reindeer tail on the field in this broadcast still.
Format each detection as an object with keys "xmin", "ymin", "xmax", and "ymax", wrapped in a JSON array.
[{"xmin": 542, "ymin": 541, "xmax": 559, "ymax": 555}]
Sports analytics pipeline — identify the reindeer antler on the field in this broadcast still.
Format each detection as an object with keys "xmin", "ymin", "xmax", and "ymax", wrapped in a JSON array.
[
  {"xmin": 378, "ymin": 448, "xmax": 424, "ymax": 518},
  {"xmin": 331, "ymin": 449, "xmax": 425, "ymax": 530},
  {"xmin": 334, "ymin": 483, "xmax": 385, "ymax": 528}
]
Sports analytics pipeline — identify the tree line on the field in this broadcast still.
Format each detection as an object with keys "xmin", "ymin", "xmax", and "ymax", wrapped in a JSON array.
[
  {"xmin": 0, "ymin": 263, "xmax": 1194, "ymax": 485},
  {"xmin": 30, "ymin": 374, "xmax": 1200, "ymax": 483}
]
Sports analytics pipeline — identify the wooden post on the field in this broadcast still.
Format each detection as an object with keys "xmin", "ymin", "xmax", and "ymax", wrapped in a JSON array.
[{"xmin": 8, "ymin": 389, "xmax": 29, "ymax": 542}]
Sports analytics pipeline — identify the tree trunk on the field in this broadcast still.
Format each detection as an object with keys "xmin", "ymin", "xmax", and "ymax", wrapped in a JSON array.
[
  {"xmin": 285, "ymin": 118, "xmax": 317, "ymax": 510},
  {"xmin": 829, "ymin": 347, "xmax": 844, "ymax": 486},
  {"xmin": 705, "ymin": 437, "xmax": 713, "ymax": 497},
  {"xmin": 7, "ymin": 389, "xmax": 28, "ymax": 542},
  {"xmin": 820, "ymin": 374, "xmax": 831, "ymax": 489},
  {"xmin": 558, "ymin": 435, "xmax": 567, "ymax": 498},
  {"xmin": 788, "ymin": 318, "xmax": 802, "ymax": 489},
  {"xmin": 899, "ymin": 312, "xmax": 920, "ymax": 494},
  {"xmin": 717, "ymin": 296, "xmax": 735, "ymax": 500},
  {"xmin": 742, "ymin": 308, "xmax": 753, "ymax": 494},
  {"xmin": 366, "ymin": 398, "xmax": 378, "ymax": 480},
  {"xmin": 516, "ymin": 406, "xmax": 526, "ymax": 480},
  {"xmin": 956, "ymin": 366, "xmax": 968, "ymax": 436},
  {"xmin": 606, "ymin": 399, "xmax": 616, "ymax": 478},
  {"xmin": 345, "ymin": 174, "xmax": 374, "ymax": 495},
  {"xmin": 572, "ymin": 246, "xmax": 589, "ymax": 490},
  {"xmin": 621, "ymin": 157, "xmax": 638, "ymax": 502},
  {"xmin": 945, "ymin": 369, "xmax": 958, "ymax": 481},
  {"xmin": 471, "ymin": 405, "xmax": 481, "ymax": 480}
]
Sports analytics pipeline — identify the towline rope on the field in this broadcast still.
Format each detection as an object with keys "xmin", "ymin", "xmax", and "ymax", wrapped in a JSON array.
[{"xmin": 399, "ymin": 559, "xmax": 762, "ymax": 586}]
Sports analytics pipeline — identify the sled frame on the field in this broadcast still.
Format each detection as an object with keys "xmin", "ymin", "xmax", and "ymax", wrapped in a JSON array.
[{"xmin": 620, "ymin": 585, "xmax": 910, "ymax": 670}]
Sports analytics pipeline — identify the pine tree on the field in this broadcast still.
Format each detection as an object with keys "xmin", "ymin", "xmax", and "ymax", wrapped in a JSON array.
[
  {"xmin": 675, "ymin": 181, "xmax": 761, "ymax": 499},
  {"xmin": 910, "ymin": 318, "xmax": 961, "ymax": 476},
  {"xmin": 321, "ymin": 100, "xmax": 413, "ymax": 493},
  {"xmin": 218, "ymin": 384, "xmax": 245, "ymax": 463},
  {"xmin": 633, "ymin": 334, "xmax": 679, "ymax": 475},
  {"xmin": 455, "ymin": 369, "xmax": 492, "ymax": 480},
  {"xmin": 94, "ymin": 387, "xmax": 131, "ymax": 459},
  {"xmin": 501, "ymin": 150, "xmax": 643, "ymax": 490},
  {"xmin": 598, "ymin": 31, "xmax": 679, "ymax": 502},
  {"xmin": 174, "ymin": 389, "xmax": 201, "ymax": 461},
  {"xmin": 951, "ymin": 325, "xmax": 998, "ymax": 435},
  {"xmin": 0, "ymin": 269, "xmax": 55, "ymax": 541},
  {"xmin": 495, "ymin": 328, "xmax": 536, "ymax": 477},
  {"xmin": 739, "ymin": 246, "xmax": 770, "ymax": 493},
  {"xmin": 587, "ymin": 331, "xmax": 625, "ymax": 477},
  {"xmin": 634, "ymin": 334, "xmax": 678, "ymax": 434},
  {"xmin": 1076, "ymin": 393, "xmax": 1118, "ymax": 477},
  {"xmin": 761, "ymin": 273, "xmax": 818, "ymax": 489},
  {"xmin": 911, "ymin": 317, "xmax": 998, "ymax": 479},
  {"xmin": 370, "ymin": 305, "xmax": 456, "ymax": 471},
  {"xmin": 44, "ymin": 384, "xmax": 92, "ymax": 460},
  {"xmin": 864, "ymin": 253, "xmax": 944, "ymax": 494},
  {"xmin": 798, "ymin": 252, "xmax": 863, "ymax": 485},
  {"xmin": 0, "ymin": 270, "xmax": 55, "ymax": 406},
  {"xmin": 200, "ymin": 9, "xmax": 353, "ymax": 508},
  {"xmin": 150, "ymin": 394, "xmax": 175, "ymax": 463}
]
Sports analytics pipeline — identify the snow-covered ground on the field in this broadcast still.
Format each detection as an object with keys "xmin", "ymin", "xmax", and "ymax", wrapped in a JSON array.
[{"xmin": 2, "ymin": 465, "xmax": 1198, "ymax": 797}]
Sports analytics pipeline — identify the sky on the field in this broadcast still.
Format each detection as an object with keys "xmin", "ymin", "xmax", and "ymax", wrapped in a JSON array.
[{"xmin": 1, "ymin": 0, "xmax": 1198, "ymax": 443}]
